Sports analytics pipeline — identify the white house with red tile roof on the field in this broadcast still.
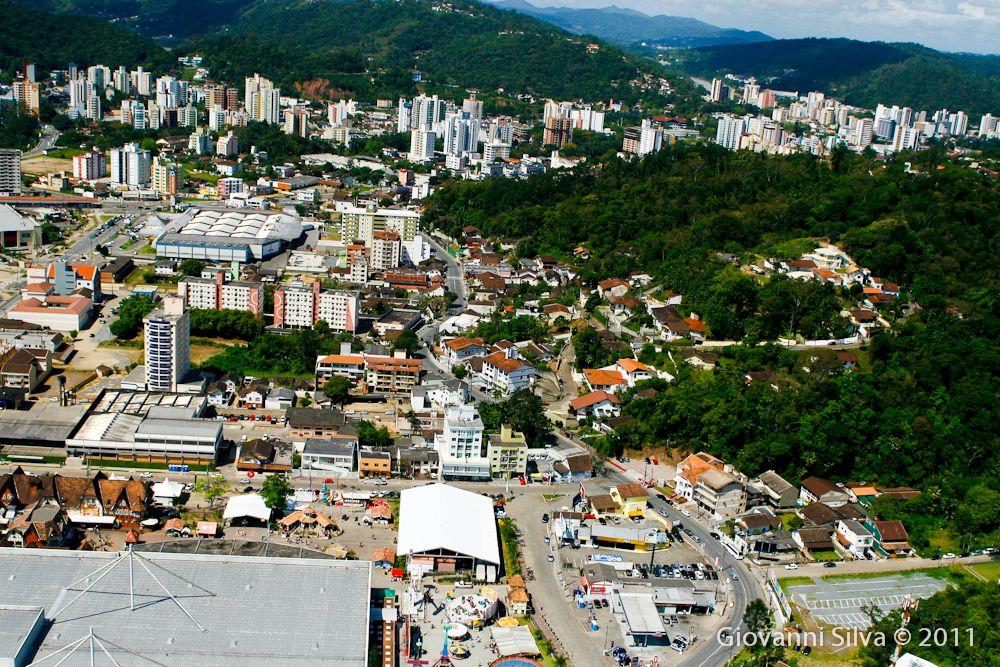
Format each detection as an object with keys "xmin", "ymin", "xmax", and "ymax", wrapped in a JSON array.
[
  {"xmin": 596, "ymin": 277, "xmax": 629, "ymax": 300},
  {"xmin": 582, "ymin": 368, "xmax": 629, "ymax": 394},
  {"xmin": 480, "ymin": 349, "xmax": 536, "ymax": 395},
  {"xmin": 615, "ymin": 358, "xmax": 654, "ymax": 386},
  {"xmin": 441, "ymin": 336, "xmax": 489, "ymax": 367},
  {"xmin": 568, "ymin": 390, "xmax": 620, "ymax": 418}
]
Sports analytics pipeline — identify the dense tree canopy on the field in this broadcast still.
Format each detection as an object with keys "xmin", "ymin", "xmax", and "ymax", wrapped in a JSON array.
[{"xmin": 109, "ymin": 295, "xmax": 157, "ymax": 339}]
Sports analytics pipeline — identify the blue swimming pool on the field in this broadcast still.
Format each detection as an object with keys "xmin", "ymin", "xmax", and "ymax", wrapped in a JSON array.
[{"xmin": 490, "ymin": 659, "xmax": 542, "ymax": 667}]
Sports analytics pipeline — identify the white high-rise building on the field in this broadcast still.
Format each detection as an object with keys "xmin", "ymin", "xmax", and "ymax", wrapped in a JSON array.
[
  {"xmin": 273, "ymin": 282, "xmax": 359, "ymax": 331},
  {"xmin": 410, "ymin": 94, "xmax": 445, "ymax": 130},
  {"xmin": 109, "ymin": 143, "xmax": 151, "ymax": 188},
  {"xmin": 0, "ymin": 149, "xmax": 22, "ymax": 194},
  {"xmin": 68, "ymin": 78, "xmax": 87, "ymax": 116},
  {"xmin": 483, "ymin": 141, "xmax": 511, "ymax": 164},
  {"xmin": 637, "ymin": 119, "xmax": 663, "ymax": 156},
  {"xmin": 396, "ymin": 98, "xmax": 412, "ymax": 133},
  {"xmin": 146, "ymin": 101, "xmax": 161, "ymax": 130},
  {"xmin": 112, "ymin": 66, "xmax": 132, "ymax": 95},
  {"xmin": 370, "ymin": 231, "xmax": 401, "ymax": 271},
  {"xmin": 715, "ymin": 115, "xmax": 746, "ymax": 150},
  {"xmin": 443, "ymin": 112, "xmax": 478, "ymax": 157},
  {"xmin": 244, "ymin": 74, "xmax": 280, "ymax": 124},
  {"xmin": 892, "ymin": 125, "xmax": 921, "ymax": 152},
  {"xmin": 435, "ymin": 405, "xmax": 489, "ymax": 480},
  {"xmin": 570, "ymin": 105, "xmax": 605, "ymax": 132},
  {"xmin": 87, "ymin": 65, "xmax": 110, "ymax": 89},
  {"xmin": 188, "ymin": 128, "xmax": 214, "ymax": 155},
  {"xmin": 327, "ymin": 99, "xmax": 354, "ymax": 127},
  {"xmin": 409, "ymin": 128, "xmax": 436, "ymax": 162},
  {"xmin": 950, "ymin": 111, "xmax": 968, "ymax": 136},
  {"xmin": 72, "ymin": 147, "xmax": 106, "ymax": 181},
  {"xmin": 980, "ymin": 114, "xmax": 999, "ymax": 138},
  {"xmin": 131, "ymin": 101, "xmax": 147, "ymax": 129},
  {"xmin": 177, "ymin": 105, "xmax": 198, "ymax": 128},
  {"xmin": 853, "ymin": 118, "xmax": 874, "ymax": 147},
  {"xmin": 85, "ymin": 93, "xmax": 102, "ymax": 121},
  {"xmin": 216, "ymin": 131, "xmax": 239, "ymax": 158},
  {"xmin": 462, "ymin": 95, "xmax": 483, "ymax": 121},
  {"xmin": 143, "ymin": 296, "xmax": 190, "ymax": 392},
  {"xmin": 130, "ymin": 67, "xmax": 152, "ymax": 96},
  {"xmin": 710, "ymin": 78, "xmax": 725, "ymax": 102},
  {"xmin": 208, "ymin": 107, "xmax": 227, "ymax": 131}
]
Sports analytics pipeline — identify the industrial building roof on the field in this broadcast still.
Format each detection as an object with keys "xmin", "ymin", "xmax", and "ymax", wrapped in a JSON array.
[
  {"xmin": 0, "ymin": 204, "xmax": 38, "ymax": 232},
  {"xmin": 397, "ymin": 484, "xmax": 500, "ymax": 566},
  {"xmin": 0, "ymin": 402, "xmax": 91, "ymax": 443},
  {"xmin": 0, "ymin": 547, "xmax": 371, "ymax": 666}
]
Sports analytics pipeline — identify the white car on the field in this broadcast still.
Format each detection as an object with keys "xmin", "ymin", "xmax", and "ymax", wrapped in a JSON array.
[
  {"xmin": 454, "ymin": 581, "xmax": 472, "ymax": 589},
  {"xmin": 547, "ymin": 554, "xmax": 555, "ymax": 562},
  {"xmin": 682, "ymin": 510, "xmax": 692, "ymax": 517},
  {"xmin": 139, "ymin": 472, "xmax": 154, "ymax": 479},
  {"xmin": 784, "ymin": 563, "xmax": 799, "ymax": 570},
  {"xmin": 374, "ymin": 479, "xmax": 388, "ymax": 486}
]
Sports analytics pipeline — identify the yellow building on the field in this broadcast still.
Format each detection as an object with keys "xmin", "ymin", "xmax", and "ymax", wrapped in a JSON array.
[{"xmin": 610, "ymin": 483, "xmax": 648, "ymax": 517}]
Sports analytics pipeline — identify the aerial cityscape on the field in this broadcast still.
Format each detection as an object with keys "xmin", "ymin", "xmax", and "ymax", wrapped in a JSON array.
[{"xmin": 0, "ymin": 1, "xmax": 996, "ymax": 666}]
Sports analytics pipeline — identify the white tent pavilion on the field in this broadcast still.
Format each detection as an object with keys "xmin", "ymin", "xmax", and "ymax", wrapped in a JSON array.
[
  {"xmin": 223, "ymin": 494, "xmax": 272, "ymax": 525},
  {"xmin": 151, "ymin": 477, "xmax": 185, "ymax": 507}
]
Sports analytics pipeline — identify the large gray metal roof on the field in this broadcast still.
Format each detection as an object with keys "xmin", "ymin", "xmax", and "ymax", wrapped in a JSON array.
[{"xmin": 0, "ymin": 547, "xmax": 371, "ymax": 666}]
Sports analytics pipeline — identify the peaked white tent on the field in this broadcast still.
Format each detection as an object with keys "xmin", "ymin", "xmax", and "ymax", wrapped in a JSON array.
[{"xmin": 151, "ymin": 477, "xmax": 185, "ymax": 506}]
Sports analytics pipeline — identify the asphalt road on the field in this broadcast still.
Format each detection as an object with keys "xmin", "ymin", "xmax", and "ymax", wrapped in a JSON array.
[
  {"xmin": 23, "ymin": 124, "xmax": 59, "ymax": 159},
  {"xmin": 552, "ymin": 430, "xmax": 767, "ymax": 667}
]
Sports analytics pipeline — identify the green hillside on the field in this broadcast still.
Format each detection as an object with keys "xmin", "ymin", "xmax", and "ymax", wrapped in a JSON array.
[
  {"xmin": 679, "ymin": 37, "xmax": 1000, "ymax": 113},
  {"xmin": 0, "ymin": 0, "xmax": 170, "ymax": 79},
  {"xmin": 15, "ymin": 0, "xmax": 673, "ymax": 102}
]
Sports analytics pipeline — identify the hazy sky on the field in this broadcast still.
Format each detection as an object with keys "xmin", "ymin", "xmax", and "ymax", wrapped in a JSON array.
[{"xmin": 529, "ymin": 0, "xmax": 1000, "ymax": 53}]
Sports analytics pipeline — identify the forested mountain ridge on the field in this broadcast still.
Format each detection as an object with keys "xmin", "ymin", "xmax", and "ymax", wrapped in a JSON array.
[
  {"xmin": 424, "ymin": 143, "xmax": 1000, "ymax": 551},
  {"xmin": 0, "ymin": 0, "xmax": 171, "ymax": 79},
  {"xmin": 486, "ymin": 0, "xmax": 772, "ymax": 48},
  {"xmin": 14, "ymin": 0, "xmax": 674, "ymax": 102},
  {"xmin": 678, "ymin": 37, "xmax": 1000, "ymax": 114}
]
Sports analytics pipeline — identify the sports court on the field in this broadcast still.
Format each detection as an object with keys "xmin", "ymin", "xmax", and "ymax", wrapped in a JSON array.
[{"xmin": 783, "ymin": 573, "xmax": 947, "ymax": 628}]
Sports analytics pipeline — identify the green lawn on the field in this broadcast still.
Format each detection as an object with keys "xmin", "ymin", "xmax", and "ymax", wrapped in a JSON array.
[
  {"xmin": 542, "ymin": 493, "xmax": 565, "ymax": 501},
  {"xmin": 138, "ymin": 244, "xmax": 156, "ymax": 255},
  {"xmin": 498, "ymin": 518, "xmax": 521, "ymax": 576},
  {"xmin": 969, "ymin": 562, "xmax": 1000, "ymax": 581},
  {"xmin": 778, "ymin": 576, "xmax": 815, "ymax": 587},
  {"xmin": 527, "ymin": 622, "xmax": 567, "ymax": 667},
  {"xmin": 45, "ymin": 147, "xmax": 85, "ymax": 159},
  {"xmin": 120, "ymin": 238, "xmax": 137, "ymax": 250},
  {"xmin": 85, "ymin": 459, "xmax": 214, "ymax": 472},
  {"xmin": 810, "ymin": 550, "xmax": 842, "ymax": 562}
]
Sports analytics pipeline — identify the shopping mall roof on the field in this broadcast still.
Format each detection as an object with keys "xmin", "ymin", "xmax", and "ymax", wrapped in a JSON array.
[{"xmin": 0, "ymin": 547, "xmax": 371, "ymax": 666}]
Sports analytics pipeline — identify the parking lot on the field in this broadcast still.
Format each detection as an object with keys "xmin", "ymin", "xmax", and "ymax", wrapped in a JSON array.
[
  {"xmin": 784, "ymin": 573, "xmax": 948, "ymax": 628},
  {"xmin": 517, "ymin": 493, "xmax": 730, "ymax": 666}
]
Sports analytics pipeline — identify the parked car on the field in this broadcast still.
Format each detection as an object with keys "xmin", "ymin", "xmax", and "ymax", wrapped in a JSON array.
[
  {"xmin": 823, "ymin": 562, "xmax": 838, "ymax": 568},
  {"xmin": 784, "ymin": 563, "xmax": 799, "ymax": 570},
  {"xmin": 547, "ymin": 553, "xmax": 555, "ymax": 562},
  {"xmin": 541, "ymin": 514, "xmax": 549, "ymax": 523},
  {"xmin": 139, "ymin": 472, "xmax": 154, "ymax": 479}
]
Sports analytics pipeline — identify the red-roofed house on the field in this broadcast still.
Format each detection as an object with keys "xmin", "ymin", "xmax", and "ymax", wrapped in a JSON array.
[
  {"xmin": 568, "ymin": 390, "xmax": 619, "ymax": 419},
  {"xmin": 9, "ymin": 294, "xmax": 93, "ymax": 331},
  {"xmin": 597, "ymin": 278, "xmax": 629, "ymax": 299},
  {"xmin": 441, "ymin": 336, "xmax": 488, "ymax": 367},
  {"xmin": 583, "ymin": 368, "xmax": 628, "ymax": 394},
  {"xmin": 616, "ymin": 359, "xmax": 654, "ymax": 386},
  {"xmin": 481, "ymin": 350, "xmax": 536, "ymax": 395}
]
